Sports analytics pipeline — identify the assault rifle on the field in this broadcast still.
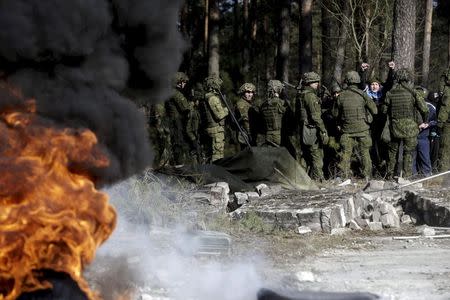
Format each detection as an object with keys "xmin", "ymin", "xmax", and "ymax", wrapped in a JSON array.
[
  {"xmin": 217, "ymin": 90, "xmax": 252, "ymax": 148},
  {"xmin": 283, "ymin": 80, "xmax": 301, "ymax": 90}
]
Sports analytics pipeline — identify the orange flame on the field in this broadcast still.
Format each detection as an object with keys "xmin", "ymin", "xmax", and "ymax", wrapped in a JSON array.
[{"xmin": 0, "ymin": 99, "xmax": 116, "ymax": 299}]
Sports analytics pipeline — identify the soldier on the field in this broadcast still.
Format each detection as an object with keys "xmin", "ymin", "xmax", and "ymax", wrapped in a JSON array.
[
  {"xmin": 437, "ymin": 67, "xmax": 450, "ymax": 171},
  {"xmin": 235, "ymin": 82, "xmax": 257, "ymax": 149},
  {"xmin": 297, "ymin": 72, "xmax": 329, "ymax": 181},
  {"xmin": 260, "ymin": 80, "xmax": 287, "ymax": 147},
  {"xmin": 333, "ymin": 71, "xmax": 377, "ymax": 179},
  {"xmin": 165, "ymin": 72, "xmax": 191, "ymax": 165},
  {"xmin": 186, "ymin": 85, "xmax": 203, "ymax": 164},
  {"xmin": 148, "ymin": 103, "xmax": 171, "ymax": 169},
  {"xmin": 383, "ymin": 68, "xmax": 428, "ymax": 179},
  {"xmin": 199, "ymin": 76, "xmax": 229, "ymax": 162}
]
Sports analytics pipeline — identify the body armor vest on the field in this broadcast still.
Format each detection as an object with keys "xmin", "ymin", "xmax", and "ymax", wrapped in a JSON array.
[
  {"xmin": 389, "ymin": 85, "xmax": 415, "ymax": 119},
  {"xmin": 200, "ymin": 92, "xmax": 219, "ymax": 127},
  {"xmin": 261, "ymin": 98, "xmax": 283, "ymax": 131},
  {"xmin": 166, "ymin": 90, "xmax": 187, "ymax": 119},
  {"xmin": 340, "ymin": 89, "xmax": 366, "ymax": 122}
]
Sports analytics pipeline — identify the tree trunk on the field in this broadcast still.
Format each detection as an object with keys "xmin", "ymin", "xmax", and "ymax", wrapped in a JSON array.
[
  {"xmin": 333, "ymin": 1, "xmax": 349, "ymax": 83},
  {"xmin": 421, "ymin": 0, "xmax": 433, "ymax": 86},
  {"xmin": 208, "ymin": 0, "xmax": 220, "ymax": 76},
  {"xmin": 299, "ymin": 0, "xmax": 313, "ymax": 75},
  {"xmin": 321, "ymin": 0, "xmax": 333, "ymax": 87},
  {"xmin": 392, "ymin": 0, "xmax": 416, "ymax": 70},
  {"xmin": 276, "ymin": 0, "xmax": 291, "ymax": 82},
  {"xmin": 242, "ymin": 0, "xmax": 250, "ymax": 74},
  {"xmin": 204, "ymin": 0, "xmax": 209, "ymax": 55},
  {"xmin": 250, "ymin": 0, "xmax": 258, "ymax": 41}
]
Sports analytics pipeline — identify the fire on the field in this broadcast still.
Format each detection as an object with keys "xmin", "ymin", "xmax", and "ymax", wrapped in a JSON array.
[{"xmin": 0, "ymin": 95, "xmax": 116, "ymax": 299}]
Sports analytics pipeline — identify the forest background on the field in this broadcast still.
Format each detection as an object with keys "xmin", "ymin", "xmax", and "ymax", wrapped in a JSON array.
[{"xmin": 176, "ymin": 0, "xmax": 450, "ymax": 99}]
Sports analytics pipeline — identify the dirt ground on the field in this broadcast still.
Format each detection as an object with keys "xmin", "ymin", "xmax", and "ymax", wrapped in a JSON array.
[{"xmin": 232, "ymin": 230, "xmax": 450, "ymax": 300}]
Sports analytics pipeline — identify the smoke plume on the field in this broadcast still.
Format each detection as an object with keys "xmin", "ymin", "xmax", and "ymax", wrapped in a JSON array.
[{"xmin": 0, "ymin": 0, "xmax": 185, "ymax": 184}]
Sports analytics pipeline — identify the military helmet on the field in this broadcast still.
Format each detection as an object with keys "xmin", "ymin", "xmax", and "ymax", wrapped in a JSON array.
[
  {"xmin": 238, "ymin": 83, "xmax": 256, "ymax": 95},
  {"xmin": 415, "ymin": 86, "xmax": 428, "ymax": 98},
  {"xmin": 344, "ymin": 71, "xmax": 361, "ymax": 84},
  {"xmin": 302, "ymin": 72, "xmax": 321, "ymax": 84},
  {"xmin": 330, "ymin": 83, "xmax": 341, "ymax": 93},
  {"xmin": 173, "ymin": 72, "xmax": 189, "ymax": 86},
  {"xmin": 152, "ymin": 103, "xmax": 165, "ymax": 117},
  {"xmin": 395, "ymin": 68, "xmax": 413, "ymax": 82},
  {"xmin": 204, "ymin": 76, "xmax": 223, "ymax": 91},
  {"xmin": 267, "ymin": 80, "xmax": 284, "ymax": 94}
]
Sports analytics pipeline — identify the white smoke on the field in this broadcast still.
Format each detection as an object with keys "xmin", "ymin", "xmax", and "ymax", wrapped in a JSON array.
[{"xmin": 91, "ymin": 174, "xmax": 265, "ymax": 300}]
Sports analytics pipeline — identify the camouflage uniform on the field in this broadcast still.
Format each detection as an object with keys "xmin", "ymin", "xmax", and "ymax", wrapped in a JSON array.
[
  {"xmin": 333, "ymin": 71, "xmax": 377, "ymax": 178},
  {"xmin": 383, "ymin": 68, "xmax": 429, "ymax": 178},
  {"xmin": 165, "ymin": 72, "xmax": 190, "ymax": 165},
  {"xmin": 235, "ymin": 83, "xmax": 257, "ymax": 148},
  {"xmin": 297, "ymin": 72, "xmax": 328, "ymax": 181},
  {"xmin": 199, "ymin": 76, "xmax": 229, "ymax": 162},
  {"xmin": 186, "ymin": 100, "xmax": 202, "ymax": 164},
  {"xmin": 148, "ymin": 104, "xmax": 171, "ymax": 169},
  {"xmin": 260, "ymin": 80, "xmax": 286, "ymax": 146},
  {"xmin": 437, "ymin": 68, "xmax": 450, "ymax": 171}
]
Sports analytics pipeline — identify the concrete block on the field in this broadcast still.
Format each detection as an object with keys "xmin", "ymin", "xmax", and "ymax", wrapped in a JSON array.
[
  {"xmin": 365, "ymin": 180, "xmax": 385, "ymax": 191},
  {"xmin": 379, "ymin": 202, "xmax": 390, "ymax": 215},
  {"xmin": 296, "ymin": 208, "xmax": 322, "ymax": 232},
  {"xmin": 343, "ymin": 197, "xmax": 357, "ymax": 223},
  {"xmin": 362, "ymin": 193, "xmax": 375, "ymax": 201},
  {"xmin": 349, "ymin": 220, "xmax": 363, "ymax": 231},
  {"xmin": 372, "ymin": 210, "xmax": 381, "ymax": 222},
  {"xmin": 380, "ymin": 211, "xmax": 400, "ymax": 228},
  {"xmin": 205, "ymin": 182, "xmax": 230, "ymax": 194},
  {"xmin": 246, "ymin": 192, "xmax": 260, "ymax": 199},
  {"xmin": 368, "ymin": 222, "xmax": 383, "ymax": 231},
  {"xmin": 297, "ymin": 226, "xmax": 312, "ymax": 235},
  {"xmin": 275, "ymin": 210, "xmax": 298, "ymax": 229},
  {"xmin": 417, "ymin": 225, "xmax": 436, "ymax": 236},
  {"xmin": 255, "ymin": 183, "xmax": 269, "ymax": 192},
  {"xmin": 401, "ymin": 214, "xmax": 412, "ymax": 224},
  {"xmin": 234, "ymin": 192, "xmax": 248, "ymax": 205},
  {"xmin": 354, "ymin": 217, "xmax": 370, "ymax": 228},
  {"xmin": 259, "ymin": 187, "xmax": 271, "ymax": 197}
]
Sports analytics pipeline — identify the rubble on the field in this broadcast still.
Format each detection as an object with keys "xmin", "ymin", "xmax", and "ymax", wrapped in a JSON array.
[{"xmin": 198, "ymin": 179, "xmax": 450, "ymax": 235}]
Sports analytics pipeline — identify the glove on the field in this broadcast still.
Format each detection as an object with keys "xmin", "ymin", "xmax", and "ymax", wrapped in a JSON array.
[{"xmin": 320, "ymin": 131, "xmax": 329, "ymax": 145}]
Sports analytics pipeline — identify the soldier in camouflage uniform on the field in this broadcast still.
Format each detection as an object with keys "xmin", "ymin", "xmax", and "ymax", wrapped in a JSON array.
[
  {"xmin": 148, "ymin": 104, "xmax": 171, "ymax": 169},
  {"xmin": 383, "ymin": 68, "xmax": 429, "ymax": 178},
  {"xmin": 165, "ymin": 72, "xmax": 191, "ymax": 165},
  {"xmin": 235, "ymin": 83, "xmax": 257, "ymax": 148},
  {"xmin": 333, "ymin": 71, "xmax": 377, "ymax": 179},
  {"xmin": 260, "ymin": 80, "xmax": 287, "ymax": 146},
  {"xmin": 199, "ymin": 76, "xmax": 229, "ymax": 162},
  {"xmin": 186, "ymin": 86, "xmax": 203, "ymax": 164},
  {"xmin": 297, "ymin": 72, "xmax": 329, "ymax": 181},
  {"xmin": 437, "ymin": 67, "xmax": 450, "ymax": 171}
]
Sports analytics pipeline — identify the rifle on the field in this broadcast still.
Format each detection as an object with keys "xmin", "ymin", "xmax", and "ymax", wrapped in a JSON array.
[
  {"xmin": 282, "ymin": 80, "xmax": 301, "ymax": 90},
  {"xmin": 217, "ymin": 90, "xmax": 252, "ymax": 148}
]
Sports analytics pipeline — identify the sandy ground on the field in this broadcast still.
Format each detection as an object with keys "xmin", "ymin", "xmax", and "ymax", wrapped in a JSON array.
[{"xmin": 237, "ymin": 233, "xmax": 450, "ymax": 300}]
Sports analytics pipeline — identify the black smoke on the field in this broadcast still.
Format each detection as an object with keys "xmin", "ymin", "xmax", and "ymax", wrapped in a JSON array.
[{"xmin": 0, "ymin": 0, "xmax": 185, "ymax": 184}]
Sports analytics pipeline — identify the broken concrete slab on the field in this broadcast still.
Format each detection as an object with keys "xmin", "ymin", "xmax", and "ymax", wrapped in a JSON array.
[
  {"xmin": 401, "ymin": 214, "xmax": 412, "ymax": 224},
  {"xmin": 368, "ymin": 222, "xmax": 383, "ymax": 231},
  {"xmin": 349, "ymin": 220, "xmax": 363, "ymax": 231},
  {"xmin": 234, "ymin": 192, "xmax": 248, "ymax": 205},
  {"xmin": 246, "ymin": 191, "xmax": 260, "ymax": 199},
  {"xmin": 205, "ymin": 182, "xmax": 230, "ymax": 194},
  {"xmin": 331, "ymin": 228, "xmax": 350, "ymax": 235}
]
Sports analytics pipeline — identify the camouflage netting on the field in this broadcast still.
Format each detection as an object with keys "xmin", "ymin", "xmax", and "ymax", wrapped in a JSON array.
[{"xmin": 215, "ymin": 147, "xmax": 317, "ymax": 191}]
